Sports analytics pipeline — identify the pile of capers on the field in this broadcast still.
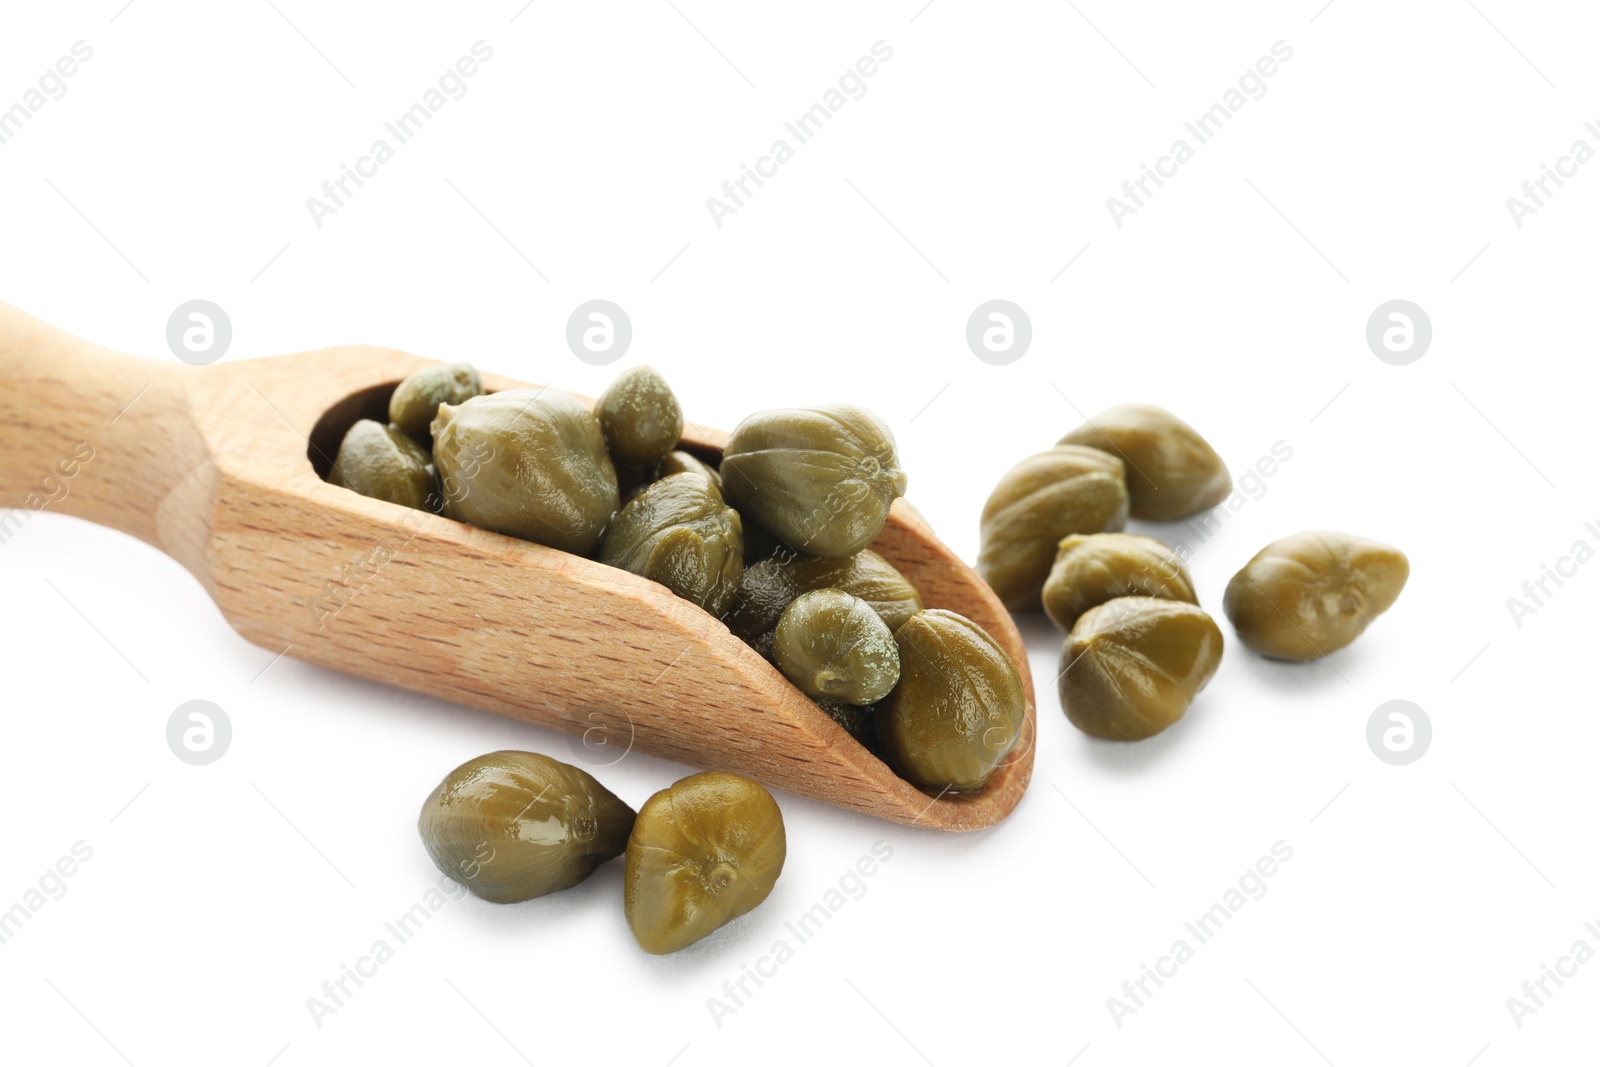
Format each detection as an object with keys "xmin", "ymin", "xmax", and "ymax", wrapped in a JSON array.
[
  {"xmin": 981, "ymin": 404, "xmax": 1408, "ymax": 742},
  {"xmin": 327, "ymin": 362, "xmax": 1025, "ymax": 794},
  {"xmin": 418, "ymin": 750, "xmax": 784, "ymax": 954}
]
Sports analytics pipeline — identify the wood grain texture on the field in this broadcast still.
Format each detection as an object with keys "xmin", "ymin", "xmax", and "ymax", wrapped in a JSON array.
[{"xmin": 0, "ymin": 302, "xmax": 1036, "ymax": 830}]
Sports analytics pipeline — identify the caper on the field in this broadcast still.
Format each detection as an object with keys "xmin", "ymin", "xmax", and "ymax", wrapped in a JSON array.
[
  {"xmin": 977, "ymin": 445, "xmax": 1129, "ymax": 612},
  {"xmin": 431, "ymin": 389, "xmax": 619, "ymax": 556},
  {"xmin": 599, "ymin": 472, "xmax": 743, "ymax": 616},
  {"xmin": 595, "ymin": 365, "xmax": 683, "ymax": 470},
  {"xmin": 1223, "ymin": 531, "xmax": 1409, "ymax": 661},
  {"xmin": 418, "ymin": 750, "xmax": 636, "ymax": 904},
  {"xmin": 657, "ymin": 449, "xmax": 721, "ymax": 495},
  {"xmin": 721, "ymin": 404, "xmax": 908, "ymax": 558},
  {"xmin": 388, "ymin": 362, "xmax": 484, "ymax": 440},
  {"xmin": 1059, "ymin": 404, "xmax": 1230, "ymax": 521},
  {"xmin": 328, "ymin": 419, "xmax": 437, "ymax": 511},
  {"xmin": 724, "ymin": 549, "xmax": 923, "ymax": 660},
  {"xmin": 812, "ymin": 696, "xmax": 878, "ymax": 749},
  {"xmin": 878, "ymin": 609, "xmax": 1025, "ymax": 791},
  {"xmin": 1059, "ymin": 597, "xmax": 1223, "ymax": 741},
  {"xmin": 773, "ymin": 589, "xmax": 900, "ymax": 706},
  {"xmin": 1042, "ymin": 533, "xmax": 1197, "ymax": 632},
  {"xmin": 624, "ymin": 772, "xmax": 786, "ymax": 954}
]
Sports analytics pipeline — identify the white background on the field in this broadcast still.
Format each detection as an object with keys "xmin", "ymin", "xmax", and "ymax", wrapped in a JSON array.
[{"xmin": 0, "ymin": 2, "xmax": 1594, "ymax": 1064}]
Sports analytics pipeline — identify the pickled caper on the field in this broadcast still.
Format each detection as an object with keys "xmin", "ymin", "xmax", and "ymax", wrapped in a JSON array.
[
  {"xmin": 1059, "ymin": 597, "xmax": 1223, "ymax": 741},
  {"xmin": 724, "ymin": 549, "xmax": 922, "ymax": 660},
  {"xmin": 1223, "ymin": 531, "xmax": 1408, "ymax": 661},
  {"xmin": 721, "ymin": 404, "xmax": 907, "ymax": 558},
  {"xmin": 773, "ymin": 589, "xmax": 900, "ymax": 706},
  {"xmin": 328, "ymin": 419, "xmax": 436, "ymax": 512},
  {"xmin": 1059, "ymin": 404, "xmax": 1230, "ymax": 522},
  {"xmin": 430, "ymin": 389, "xmax": 619, "ymax": 555},
  {"xmin": 389, "ymin": 362, "xmax": 483, "ymax": 440},
  {"xmin": 624, "ymin": 772, "xmax": 786, "ymax": 954},
  {"xmin": 418, "ymin": 750, "xmax": 636, "ymax": 903},
  {"xmin": 599, "ymin": 472, "xmax": 743, "ymax": 616},
  {"xmin": 978, "ymin": 445, "xmax": 1129, "ymax": 612},
  {"xmin": 878, "ymin": 609, "xmax": 1025, "ymax": 791},
  {"xmin": 1042, "ymin": 533, "xmax": 1197, "ymax": 632},
  {"xmin": 595, "ymin": 365, "xmax": 683, "ymax": 470}
]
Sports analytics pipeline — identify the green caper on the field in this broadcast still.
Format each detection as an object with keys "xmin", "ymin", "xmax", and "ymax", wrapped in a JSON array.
[
  {"xmin": 388, "ymin": 362, "xmax": 484, "ymax": 440},
  {"xmin": 1042, "ymin": 533, "xmax": 1198, "ymax": 632},
  {"xmin": 624, "ymin": 772, "xmax": 786, "ymax": 955},
  {"xmin": 418, "ymin": 750, "xmax": 637, "ymax": 904},
  {"xmin": 878, "ymin": 609, "xmax": 1025, "ymax": 791},
  {"xmin": 657, "ymin": 449, "xmax": 721, "ymax": 495},
  {"xmin": 1223, "ymin": 531, "xmax": 1409, "ymax": 661},
  {"xmin": 598, "ymin": 472, "xmax": 743, "ymax": 616},
  {"xmin": 1060, "ymin": 597, "xmax": 1223, "ymax": 741},
  {"xmin": 977, "ymin": 445, "xmax": 1129, "ymax": 612},
  {"xmin": 812, "ymin": 696, "xmax": 878, "ymax": 749},
  {"xmin": 328, "ymin": 419, "xmax": 436, "ymax": 511},
  {"xmin": 1059, "ymin": 404, "xmax": 1230, "ymax": 521},
  {"xmin": 431, "ymin": 389, "xmax": 619, "ymax": 556},
  {"xmin": 773, "ymin": 589, "xmax": 900, "ymax": 705},
  {"xmin": 724, "ymin": 549, "xmax": 923, "ymax": 660},
  {"xmin": 596, "ymin": 365, "xmax": 683, "ymax": 470},
  {"xmin": 721, "ymin": 404, "xmax": 908, "ymax": 558}
]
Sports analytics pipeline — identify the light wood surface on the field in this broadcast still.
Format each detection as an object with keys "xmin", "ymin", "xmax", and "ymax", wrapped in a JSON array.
[{"xmin": 0, "ymin": 302, "xmax": 1036, "ymax": 830}]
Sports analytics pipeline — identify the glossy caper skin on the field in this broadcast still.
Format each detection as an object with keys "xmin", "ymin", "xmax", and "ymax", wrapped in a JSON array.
[
  {"xmin": 1059, "ymin": 404, "xmax": 1230, "ymax": 522},
  {"xmin": 878, "ymin": 609, "xmax": 1026, "ymax": 791},
  {"xmin": 724, "ymin": 549, "xmax": 923, "ymax": 660},
  {"xmin": 596, "ymin": 365, "xmax": 684, "ymax": 469},
  {"xmin": 657, "ymin": 449, "xmax": 721, "ymax": 495},
  {"xmin": 1223, "ymin": 531, "xmax": 1409, "ymax": 661},
  {"xmin": 418, "ymin": 750, "xmax": 636, "ymax": 904},
  {"xmin": 599, "ymin": 473, "xmax": 744, "ymax": 616},
  {"xmin": 978, "ymin": 445, "xmax": 1130, "ymax": 612},
  {"xmin": 624, "ymin": 772, "xmax": 786, "ymax": 955},
  {"xmin": 1042, "ymin": 533, "xmax": 1198, "ymax": 632},
  {"xmin": 1060, "ymin": 597, "xmax": 1223, "ymax": 741},
  {"xmin": 773, "ymin": 589, "xmax": 900, "ymax": 706},
  {"xmin": 721, "ymin": 404, "xmax": 908, "ymax": 558},
  {"xmin": 328, "ymin": 419, "xmax": 437, "ymax": 511},
  {"xmin": 431, "ymin": 389, "xmax": 619, "ymax": 556},
  {"xmin": 389, "ymin": 362, "xmax": 484, "ymax": 440}
]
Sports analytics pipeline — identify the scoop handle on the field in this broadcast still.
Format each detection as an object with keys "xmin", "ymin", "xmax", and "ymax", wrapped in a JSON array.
[{"xmin": 0, "ymin": 302, "xmax": 192, "ymax": 550}]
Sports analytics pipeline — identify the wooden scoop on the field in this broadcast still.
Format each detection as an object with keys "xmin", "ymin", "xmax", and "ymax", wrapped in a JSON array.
[{"xmin": 0, "ymin": 303, "xmax": 1036, "ymax": 830}]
